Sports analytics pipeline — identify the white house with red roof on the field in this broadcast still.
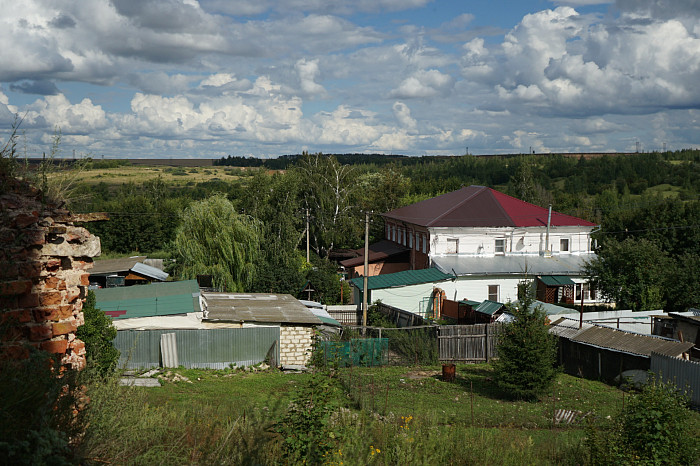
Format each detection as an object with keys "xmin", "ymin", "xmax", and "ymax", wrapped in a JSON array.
[{"xmin": 379, "ymin": 185, "xmax": 601, "ymax": 307}]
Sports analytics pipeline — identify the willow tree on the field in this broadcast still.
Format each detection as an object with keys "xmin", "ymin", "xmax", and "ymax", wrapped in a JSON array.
[{"xmin": 172, "ymin": 194, "xmax": 261, "ymax": 292}]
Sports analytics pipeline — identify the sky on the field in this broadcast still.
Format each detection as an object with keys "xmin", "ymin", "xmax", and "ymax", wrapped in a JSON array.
[{"xmin": 1, "ymin": 0, "xmax": 699, "ymax": 159}]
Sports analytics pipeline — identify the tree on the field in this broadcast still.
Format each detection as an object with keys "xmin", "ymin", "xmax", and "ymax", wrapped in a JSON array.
[
  {"xmin": 492, "ymin": 282, "xmax": 558, "ymax": 400},
  {"xmin": 76, "ymin": 290, "xmax": 119, "ymax": 375},
  {"xmin": 171, "ymin": 194, "xmax": 261, "ymax": 292},
  {"xmin": 585, "ymin": 238, "xmax": 669, "ymax": 311}
]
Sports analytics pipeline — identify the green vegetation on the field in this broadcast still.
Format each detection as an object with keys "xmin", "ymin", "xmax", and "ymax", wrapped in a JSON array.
[
  {"xmin": 75, "ymin": 365, "xmax": 700, "ymax": 464},
  {"xmin": 493, "ymin": 285, "xmax": 559, "ymax": 400},
  {"xmin": 76, "ymin": 291, "xmax": 120, "ymax": 376}
]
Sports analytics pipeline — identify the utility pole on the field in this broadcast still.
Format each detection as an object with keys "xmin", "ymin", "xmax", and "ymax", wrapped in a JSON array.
[
  {"xmin": 362, "ymin": 211, "xmax": 370, "ymax": 335},
  {"xmin": 305, "ymin": 208, "xmax": 310, "ymax": 263}
]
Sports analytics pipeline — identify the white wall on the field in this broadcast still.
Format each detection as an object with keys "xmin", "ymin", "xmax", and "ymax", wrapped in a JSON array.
[{"xmin": 428, "ymin": 226, "xmax": 593, "ymax": 257}]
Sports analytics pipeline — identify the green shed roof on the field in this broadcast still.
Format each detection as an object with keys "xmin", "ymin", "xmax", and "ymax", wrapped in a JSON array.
[
  {"xmin": 459, "ymin": 299, "xmax": 481, "ymax": 307},
  {"xmin": 93, "ymin": 280, "xmax": 201, "ymax": 320},
  {"xmin": 538, "ymin": 275, "xmax": 575, "ymax": 286},
  {"xmin": 474, "ymin": 300, "xmax": 504, "ymax": 316},
  {"xmin": 349, "ymin": 268, "xmax": 454, "ymax": 291}
]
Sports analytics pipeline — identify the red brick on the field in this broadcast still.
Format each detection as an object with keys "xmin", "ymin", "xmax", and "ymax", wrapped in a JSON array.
[
  {"xmin": 34, "ymin": 306, "xmax": 62, "ymax": 322},
  {"xmin": 1, "ymin": 326, "xmax": 24, "ymax": 342},
  {"xmin": 0, "ymin": 296, "xmax": 18, "ymax": 310},
  {"xmin": 45, "ymin": 260, "xmax": 61, "ymax": 272},
  {"xmin": 41, "ymin": 339, "xmax": 69, "ymax": 354},
  {"xmin": 1, "ymin": 309, "xmax": 32, "ymax": 324},
  {"xmin": 39, "ymin": 292, "xmax": 62, "ymax": 306},
  {"xmin": 80, "ymin": 274, "xmax": 90, "ymax": 286},
  {"xmin": 18, "ymin": 292, "xmax": 40, "ymax": 308},
  {"xmin": 59, "ymin": 305, "xmax": 74, "ymax": 319},
  {"xmin": 69, "ymin": 339, "xmax": 85, "ymax": 354},
  {"xmin": 0, "ymin": 280, "xmax": 32, "ymax": 296},
  {"xmin": 14, "ymin": 212, "xmax": 39, "ymax": 228},
  {"xmin": 29, "ymin": 324, "xmax": 53, "ymax": 341},
  {"xmin": 66, "ymin": 289, "xmax": 81, "ymax": 303},
  {"xmin": 44, "ymin": 276, "xmax": 60, "ymax": 289},
  {"xmin": 0, "ymin": 262, "xmax": 19, "ymax": 280},
  {"xmin": 52, "ymin": 320, "xmax": 77, "ymax": 337},
  {"xmin": 24, "ymin": 229, "xmax": 45, "ymax": 246},
  {"xmin": 17, "ymin": 262, "xmax": 42, "ymax": 278}
]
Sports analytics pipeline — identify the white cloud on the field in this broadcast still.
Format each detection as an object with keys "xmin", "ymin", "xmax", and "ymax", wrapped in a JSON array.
[
  {"xmin": 392, "ymin": 102, "xmax": 417, "ymax": 130},
  {"xmin": 295, "ymin": 59, "xmax": 326, "ymax": 96},
  {"xmin": 390, "ymin": 69, "xmax": 454, "ymax": 99}
]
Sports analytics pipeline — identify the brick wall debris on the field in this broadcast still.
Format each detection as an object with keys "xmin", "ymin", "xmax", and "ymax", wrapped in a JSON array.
[
  {"xmin": 1, "ymin": 176, "xmax": 102, "ymax": 369},
  {"xmin": 279, "ymin": 325, "xmax": 315, "ymax": 366}
]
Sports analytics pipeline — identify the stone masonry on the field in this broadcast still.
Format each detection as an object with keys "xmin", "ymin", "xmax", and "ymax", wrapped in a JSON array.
[
  {"xmin": 279, "ymin": 325, "xmax": 315, "ymax": 366},
  {"xmin": 0, "ymin": 176, "xmax": 101, "ymax": 369}
]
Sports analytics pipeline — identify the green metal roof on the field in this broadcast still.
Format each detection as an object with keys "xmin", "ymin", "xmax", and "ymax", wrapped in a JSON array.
[
  {"xmin": 349, "ymin": 268, "xmax": 454, "ymax": 291},
  {"xmin": 474, "ymin": 300, "xmax": 504, "ymax": 316},
  {"xmin": 93, "ymin": 280, "xmax": 201, "ymax": 319},
  {"xmin": 538, "ymin": 275, "xmax": 575, "ymax": 286},
  {"xmin": 459, "ymin": 299, "xmax": 481, "ymax": 307}
]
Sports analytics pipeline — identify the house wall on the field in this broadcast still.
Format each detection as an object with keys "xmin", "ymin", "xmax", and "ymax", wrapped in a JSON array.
[
  {"xmin": 279, "ymin": 325, "xmax": 315, "ymax": 366},
  {"xmin": 370, "ymin": 282, "xmax": 440, "ymax": 316},
  {"xmin": 427, "ymin": 226, "xmax": 594, "ymax": 257}
]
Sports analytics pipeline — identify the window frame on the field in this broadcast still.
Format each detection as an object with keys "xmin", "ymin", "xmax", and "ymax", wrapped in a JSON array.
[
  {"xmin": 495, "ymin": 238, "xmax": 505, "ymax": 255},
  {"xmin": 488, "ymin": 284, "xmax": 499, "ymax": 302}
]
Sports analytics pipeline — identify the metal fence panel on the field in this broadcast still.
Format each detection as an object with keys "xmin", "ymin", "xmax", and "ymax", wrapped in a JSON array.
[
  {"xmin": 320, "ymin": 338, "xmax": 389, "ymax": 367},
  {"xmin": 114, "ymin": 327, "xmax": 281, "ymax": 370},
  {"xmin": 650, "ymin": 352, "xmax": 700, "ymax": 407}
]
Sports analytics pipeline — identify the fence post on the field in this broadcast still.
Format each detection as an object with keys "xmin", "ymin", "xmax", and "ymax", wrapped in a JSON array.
[{"xmin": 485, "ymin": 324, "xmax": 489, "ymax": 363}]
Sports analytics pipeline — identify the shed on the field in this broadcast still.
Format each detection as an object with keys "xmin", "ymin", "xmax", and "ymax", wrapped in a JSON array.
[
  {"xmin": 202, "ymin": 293, "xmax": 322, "ymax": 366},
  {"xmin": 652, "ymin": 311, "xmax": 700, "ymax": 360},
  {"xmin": 549, "ymin": 317, "xmax": 694, "ymax": 382},
  {"xmin": 90, "ymin": 256, "xmax": 168, "ymax": 287}
]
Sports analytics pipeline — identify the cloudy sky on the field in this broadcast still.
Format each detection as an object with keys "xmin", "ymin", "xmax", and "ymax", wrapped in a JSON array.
[{"xmin": 1, "ymin": 0, "xmax": 699, "ymax": 159}]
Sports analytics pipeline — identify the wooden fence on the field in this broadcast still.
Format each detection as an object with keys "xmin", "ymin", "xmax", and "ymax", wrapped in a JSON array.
[{"xmin": 438, "ymin": 324, "xmax": 503, "ymax": 362}]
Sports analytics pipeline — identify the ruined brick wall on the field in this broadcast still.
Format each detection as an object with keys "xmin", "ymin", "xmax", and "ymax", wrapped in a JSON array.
[{"xmin": 0, "ymin": 176, "xmax": 100, "ymax": 369}]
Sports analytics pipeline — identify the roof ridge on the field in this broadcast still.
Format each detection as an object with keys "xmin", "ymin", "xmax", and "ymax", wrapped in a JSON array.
[{"xmin": 427, "ymin": 186, "xmax": 486, "ymax": 227}]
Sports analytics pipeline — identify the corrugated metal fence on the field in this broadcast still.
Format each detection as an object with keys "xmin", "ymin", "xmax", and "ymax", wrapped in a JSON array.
[
  {"xmin": 377, "ymin": 303, "xmax": 427, "ymax": 327},
  {"xmin": 327, "ymin": 305, "xmax": 361, "ymax": 325},
  {"xmin": 438, "ymin": 324, "xmax": 503, "ymax": 362},
  {"xmin": 650, "ymin": 352, "xmax": 700, "ymax": 407},
  {"xmin": 114, "ymin": 327, "xmax": 280, "ymax": 370}
]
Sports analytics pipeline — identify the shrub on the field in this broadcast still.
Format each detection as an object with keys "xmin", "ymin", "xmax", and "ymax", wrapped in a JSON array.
[
  {"xmin": 76, "ymin": 291, "xmax": 119, "ymax": 375},
  {"xmin": 586, "ymin": 377, "xmax": 698, "ymax": 465}
]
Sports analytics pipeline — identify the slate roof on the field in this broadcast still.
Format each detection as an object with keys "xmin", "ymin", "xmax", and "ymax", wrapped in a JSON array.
[
  {"xmin": 94, "ymin": 280, "xmax": 201, "ymax": 319},
  {"xmin": 340, "ymin": 240, "xmax": 409, "ymax": 267},
  {"xmin": 383, "ymin": 186, "xmax": 597, "ymax": 228},
  {"xmin": 202, "ymin": 293, "xmax": 321, "ymax": 325},
  {"xmin": 549, "ymin": 317, "xmax": 694, "ymax": 358},
  {"xmin": 90, "ymin": 256, "xmax": 169, "ymax": 281},
  {"xmin": 349, "ymin": 267, "xmax": 454, "ymax": 291}
]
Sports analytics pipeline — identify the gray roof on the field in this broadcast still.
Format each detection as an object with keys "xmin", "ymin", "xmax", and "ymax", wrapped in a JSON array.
[
  {"xmin": 549, "ymin": 317, "xmax": 594, "ymax": 339},
  {"xmin": 131, "ymin": 262, "xmax": 169, "ymax": 281},
  {"xmin": 433, "ymin": 253, "xmax": 594, "ymax": 277},
  {"xmin": 202, "ymin": 293, "xmax": 321, "ymax": 325},
  {"xmin": 91, "ymin": 256, "xmax": 147, "ymax": 274},
  {"xmin": 549, "ymin": 317, "xmax": 693, "ymax": 358}
]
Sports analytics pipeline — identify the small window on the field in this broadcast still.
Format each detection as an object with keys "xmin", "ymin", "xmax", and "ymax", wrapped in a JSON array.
[
  {"xmin": 495, "ymin": 239, "xmax": 505, "ymax": 254},
  {"xmin": 560, "ymin": 238, "xmax": 570, "ymax": 252},
  {"xmin": 415, "ymin": 233, "xmax": 420, "ymax": 251},
  {"xmin": 386, "ymin": 224, "xmax": 391, "ymax": 240},
  {"xmin": 446, "ymin": 238, "xmax": 459, "ymax": 254},
  {"xmin": 422, "ymin": 234, "xmax": 427, "ymax": 254},
  {"xmin": 392, "ymin": 225, "xmax": 396, "ymax": 242},
  {"xmin": 488, "ymin": 285, "xmax": 499, "ymax": 302},
  {"xmin": 408, "ymin": 231, "xmax": 413, "ymax": 248}
]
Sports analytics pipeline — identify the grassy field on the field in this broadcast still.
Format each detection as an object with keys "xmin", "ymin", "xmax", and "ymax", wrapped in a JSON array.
[{"xmin": 78, "ymin": 364, "xmax": 699, "ymax": 465}]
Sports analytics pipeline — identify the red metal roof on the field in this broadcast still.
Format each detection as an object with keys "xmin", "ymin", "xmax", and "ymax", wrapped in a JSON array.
[{"xmin": 382, "ymin": 186, "xmax": 597, "ymax": 228}]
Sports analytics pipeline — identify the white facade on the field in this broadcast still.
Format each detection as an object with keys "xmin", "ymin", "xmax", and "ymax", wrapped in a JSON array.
[{"xmin": 428, "ymin": 225, "xmax": 595, "ymax": 258}]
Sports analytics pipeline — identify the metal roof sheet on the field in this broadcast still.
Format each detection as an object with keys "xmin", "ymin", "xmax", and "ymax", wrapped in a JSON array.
[
  {"xmin": 539, "ymin": 275, "xmax": 575, "ymax": 286},
  {"xmin": 94, "ymin": 280, "xmax": 201, "ymax": 319},
  {"xmin": 433, "ymin": 253, "xmax": 594, "ymax": 277},
  {"xmin": 459, "ymin": 299, "xmax": 481, "ymax": 307},
  {"xmin": 131, "ymin": 262, "xmax": 169, "ymax": 281},
  {"xmin": 383, "ymin": 186, "xmax": 597, "ymax": 228},
  {"xmin": 202, "ymin": 293, "xmax": 321, "ymax": 325},
  {"xmin": 474, "ymin": 300, "xmax": 504, "ymax": 316},
  {"xmin": 548, "ymin": 317, "xmax": 594, "ymax": 339},
  {"xmin": 349, "ymin": 267, "xmax": 454, "ymax": 290},
  {"xmin": 570, "ymin": 325, "xmax": 694, "ymax": 358}
]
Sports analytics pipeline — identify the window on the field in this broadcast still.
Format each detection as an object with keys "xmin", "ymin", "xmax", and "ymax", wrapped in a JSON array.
[
  {"xmin": 391, "ymin": 225, "xmax": 396, "ymax": 242},
  {"xmin": 415, "ymin": 233, "xmax": 420, "ymax": 251},
  {"xmin": 576, "ymin": 283, "xmax": 596, "ymax": 301},
  {"xmin": 422, "ymin": 234, "xmax": 427, "ymax": 253},
  {"xmin": 446, "ymin": 238, "xmax": 459, "ymax": 254},
  {"xmin": 386, "ymin": 224, "xmax": 391, "ymax": 240},
  {"xmin": 488, "ymin": 285, "xmax": 499, "ymax": 302},
  {"xmin": 560, "ymin": 238, "xmax": 570, "ymax": 252},
  {"xmin": 408, "ymin": 231, "xmax": 413, "ymax": 248},
  {"xmin": 495, "ymin": 238, "xmax": 505, "ymax": 254}
]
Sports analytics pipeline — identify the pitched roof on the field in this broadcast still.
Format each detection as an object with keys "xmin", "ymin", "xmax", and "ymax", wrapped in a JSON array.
[
  {"xmin": 340, "ymin": 240, "xmax": 409, "ymax": 267},
  {"xmin": 93, "ymin": 280, "xmax": 201, "ymax": 319},
  {"xmin": 383, "ymin": 186, "xmax": 597, "ymax": 228},
  {"xmin": 349, "ymin": 267, "xmax": 454, "ymax": 291},
  {"xmin": 474, "ymin": 300, "xmax": 504, "ymax": 316}
]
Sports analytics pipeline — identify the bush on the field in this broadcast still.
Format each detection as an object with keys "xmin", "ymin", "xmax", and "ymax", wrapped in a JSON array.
[
  {"xmin": 492, "ymin": 282, "xmax": 558, "ymax": 400},
  {"xmin": 586, "ymin": 377, "xmax": 699, "ymax": 465},
  {"xmin": 76, "ymin": 291, "xmax": 119, "ymax": 375}
]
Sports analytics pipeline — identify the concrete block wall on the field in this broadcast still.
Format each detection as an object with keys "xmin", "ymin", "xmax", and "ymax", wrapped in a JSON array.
[
  {"xmin": 0, "ymin": 176, "xmax": 101, "ymax": 369},
  {"xmin": 279, "ymin": 325, "xmax": 315, "ymax": 366}
]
